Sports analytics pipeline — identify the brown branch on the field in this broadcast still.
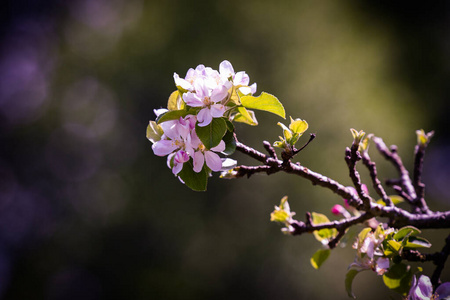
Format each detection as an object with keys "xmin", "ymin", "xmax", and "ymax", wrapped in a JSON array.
[
  {"xmin": 291, "ymin": 213, "xmax": 373, "ymax": 249},
  {"xmin": 345, "ymin": 144, "xmax": 372, "ymax": 210},
  {"xmin": 362, "ymin": 151, "xmax": 392, "ymax": 206},
  {"xmin": 412, "ymin": 135, "xmax": 433, "ymax": 214},
  {"xmin": 234, "ymin": 140, "xmax": 450, "ymax": 230},
  {"xmin": 263, "ymin": 141, "xmax": 278, "ymax": 159},
  {"xmin": 372, "ymin": 136, "xmax": 432, "ymax": 214}
]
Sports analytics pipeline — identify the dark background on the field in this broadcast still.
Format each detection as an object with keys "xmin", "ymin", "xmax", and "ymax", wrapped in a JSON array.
[{"xmin": 1, "ymin": 1, "xmax": 449, "ymax": 299}]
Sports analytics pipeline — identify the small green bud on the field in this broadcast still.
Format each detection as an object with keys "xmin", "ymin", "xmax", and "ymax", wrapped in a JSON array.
[
  {"xmin": 415, "ymin": 129, "xmax": 434, "ymax": 148},
  {"xmin": 350, "ymin": 128, "xmax": 366, "ymax": 146},
  {"xmin": 270, "ymin": 196, "xmax": 295, "ymax": 224}
]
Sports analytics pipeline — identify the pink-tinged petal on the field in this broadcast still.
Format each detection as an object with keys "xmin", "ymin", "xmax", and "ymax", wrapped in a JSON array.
[
  {"xmin": 435, "ymin": 282, "xmax": 450, "ymax": 299},
  {"xmin": 174, "ymin": 150, "xmax": 189, "ymax": 164},
  {"xmin": 152, "ymin": 140, "xmax": 178, "ymax": 156},
  {"xmin": 249, "ymin": 82, "xmax": 257, "ymax": 94},
  {"xmin": 167, "ymin": 152, "xmax": 175, "ymax": 169},
  {"xmin": 193, "ymin": 78, "xmax": 208, "ymax": 98},
  {"xmin": 176, "ymin": 120, "xmax": 190, "ymax": 140},
  {"xmin": 205, "ymin": 151, "xmax": 222, "ymax": 172},
  {"xmin": 185, "ymin": 68, "xmax": 195, "ymax": 80},
  {"xmin": 197, "ymin": 108, "xmax": 212, "ymax": 127},
  {"xmin": 210, "ymin": 84, "xmax": 228, "ymax": 103},
  {"xmin": 210, "ymin": 104, "xmax": 225, "ymax": 118},
  {"xmin": 234, "ymin": 71, "xmax": 249, "ymax": 86},
  {"xmin": 162, "ymin": 122, "xmax": 180, "ymax": 140},
  {"xmin": 193, "ymin": 151, "xmax": 204, "ymax": 173},
  {"xmin": 174, "ymin": 73, "xmax": 193, "ymax": 91},
  {"xmin": 195, "ymin": 64, "xmax": 206, "ymax": 73},
  {"xmin": 414, "ymin": 275, "xmax": 433, "ymax": 299},
  {"xmin": 219, "ymin": 60, "xmax": 234, "ymax": 78},
  {"xmin": 187, "ymin": 130, "xmax": 202, "ymax": 150},
  {"xmin": 183, "ymin": 92, "xmax": 204, "ymax": 107},
  {"xmin": 172, "ymin": 162, "xmax": 183, "ymax": 175},
  {"xmin": 211, "ymin": 140, "xmax": 225, "ymax": 152}
]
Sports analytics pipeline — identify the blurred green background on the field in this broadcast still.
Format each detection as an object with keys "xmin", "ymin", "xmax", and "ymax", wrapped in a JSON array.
[{"xmin": 1, "ymin": 0, "xmax": 449, "ymax": 299}]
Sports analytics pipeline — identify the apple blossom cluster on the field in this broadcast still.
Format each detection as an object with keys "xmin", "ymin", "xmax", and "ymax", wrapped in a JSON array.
[
  {"xmin": 147, "ymin": 60, "xmax": 285, "ymax": 190},
  {"xmin": 173, "ymin": 61, "xmax": 256, "ymax": 127},
  {"xmin": 150, "ymin": 111, "xmax": 226, "ymax": 175},
  {"xmin": 349, "ymin": 226, "xmax": 391, "ymax": 275}
]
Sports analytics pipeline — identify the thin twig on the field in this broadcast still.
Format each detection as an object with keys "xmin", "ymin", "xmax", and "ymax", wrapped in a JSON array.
[
  {"xmin": 345, "ymin": 145, "xmax": 372, "ymax": 210},
  {"xmin": 362, "ymin": 151, "xmax": 392, "ymax": 206}
]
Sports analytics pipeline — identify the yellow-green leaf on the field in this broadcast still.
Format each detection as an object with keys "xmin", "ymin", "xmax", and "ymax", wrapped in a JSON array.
[
  {"xmin": 393, "ymin": 226, "xmax": 421, "ymax": 241},
  {"xmin": 240, "ymin": 92, "xmax": 285, "ymax": 119},
  {"xmin": 146, "ymin": 121, "xmax": 163, "ymax": 143},
  {"xmin": 289, "ymin": 117, "xmax": 308, "ymax": 135},
  {"xmin": 310, "ymin": 249, "xmax": 331, "ymax": 269},
  {"xmin": 167, "ymin": 90, "xmax": 185, "ymax": 111},
  {"xmin": 311, "ymin": 212, "xmax": 337, "ymax": 242},
  {"xmin": 233, "ymin": 107, "xmax": 258, "ymax": 126},
  {"xmin": 277, "ymin": 122, "xmax": 292, "ymax": 141}
]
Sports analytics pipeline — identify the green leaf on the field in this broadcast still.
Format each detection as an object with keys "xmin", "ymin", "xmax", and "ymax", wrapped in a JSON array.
[
  {"xmin": 387, "ymin": 240, "xmax": 402, "ymax": 254},
  {"xmin": 222, "ymin": 130, "xmax": 236, "ymax": 155},
  {"xmin": 240, "ymin": 92, "xmax": 286, "ymax": 119},
  {"xmin": 233, "ymin": 107, "xmax": 258, "ymax": 126},
  {"xmin": 382, "ymin": 263, "xmax": 413, "ymax": 295},
  {"xmin": 393, "ymin": 226, "xmax": 421, "ymax": 241},
  {"xmin": 195, "ymin": 118, "xmax": 227, "ymax": 149},
  {"xmin": 404, "ymin": 236, "xmax": 431, "ymax": 249},
  {"xmin": 345, "ymin": 269, "xmax": 361, "ymax": 299},
  {"xmin": 178, "ymin": 159, "xmax": 208, "ymax": 191},
  {"xmin": 311, "ymin": 212, "xmax": 337, "ymax": 242},
  {"xmin": 310, "ymin": 249, "xmax": 331, "ymax": 269},
  {"xmin": 167, "ymin": 90, "xmax": 185, "ymax": 111},
  {"xmin": 225, "ymin": 119, "xmax": 235, "ymax": 132},
  {"xmin": 156, "ymin": 109, "xmax": 192, "ymax": 124}
]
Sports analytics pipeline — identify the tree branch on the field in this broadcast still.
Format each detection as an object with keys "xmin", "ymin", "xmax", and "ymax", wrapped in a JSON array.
[{"xmin": 234, "ymin": 140, "xmax": 450, "ymax": 230}]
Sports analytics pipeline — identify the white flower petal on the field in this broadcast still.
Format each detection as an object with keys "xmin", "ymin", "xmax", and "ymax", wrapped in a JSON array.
[
  {"xmin": 210, "ymin": 104, "xmax": 225, "ymax": 118},
  {"xmin": 211, "ymin": 140, "xmax": 225, "ymax": 152},
  {"xmin": 197, "ymin": 108, "xmax": 212, "ymax": 127},
  {"xmin": 205, "ymin": 151, "xmax": 222, "ymax": 172},
  {"xmin": 193, "ymin": 151, "xmax": 204, "ymax": 173},
  {"xmin": 152, "ymin": 140, "xmax": 178, "ymax": 156},
  {"xmin": 219, "ymin": 60, "xmax": 234, "ymax": 78}
]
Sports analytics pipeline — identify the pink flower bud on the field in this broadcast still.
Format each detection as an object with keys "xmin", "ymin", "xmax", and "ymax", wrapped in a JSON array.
[{"xmin": 331, "ymin": 204, "xmax": 345, "ymax": 215}]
